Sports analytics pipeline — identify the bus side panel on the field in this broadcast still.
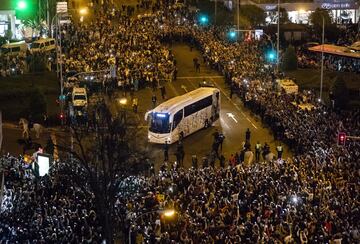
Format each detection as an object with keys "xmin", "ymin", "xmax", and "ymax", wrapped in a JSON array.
[{"xmin": 176, "ymin": 106, "xmax": 212, "ymax": 140}]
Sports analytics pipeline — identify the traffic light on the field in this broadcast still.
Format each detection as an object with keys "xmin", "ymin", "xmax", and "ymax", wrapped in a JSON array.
[
  {"xmin": 14, "ymin": 0, "xmax": 36, "ymax": 20},
  {"xmin": 199, "ymin": 15, "xmax": 209, "ymax": 25},
  {"xmin": 16, "ymin": 0, "xmax": 27, "ymax": 10},
  {"xmin": 59, "ymin": 113, "xmax": 65, "ymax": 120},
  {"xmin": 337, "ymin": 132, "xmax": 346, "ymax": 146},
  {"xmin": 266, "ymin": 50, "xmax": 276, "ymax": 62},
  {"xmin": 228, "ymin": 30, "xmax": 237, "ymax": 41}
]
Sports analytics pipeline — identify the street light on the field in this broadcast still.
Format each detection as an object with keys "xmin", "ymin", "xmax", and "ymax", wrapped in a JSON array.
[
  {"xmin": 129, "ymin": 209, "xmax": 176, "ymax": 244},
  {"xmin": 119, "ymin": 98, "xmax": 128, "ymax": 105}
]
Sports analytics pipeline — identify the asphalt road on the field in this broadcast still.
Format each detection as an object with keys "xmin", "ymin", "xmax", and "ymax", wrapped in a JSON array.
[{"xmin": 107, "ymin": 43, "xmax": 291, "ymax": 170}]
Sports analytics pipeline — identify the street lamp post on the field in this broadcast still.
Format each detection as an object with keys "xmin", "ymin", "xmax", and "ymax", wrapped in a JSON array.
[
  {"xmin": 128, "ymin": 209, "xmax": 175, "ymax": 244},
  {"xmin": 237, "ymin": 0, "xmax": 240, "ymax": 33},
  {"xmin": 320, "ymin": 16, "xmax": 325, "ymax": 102}
]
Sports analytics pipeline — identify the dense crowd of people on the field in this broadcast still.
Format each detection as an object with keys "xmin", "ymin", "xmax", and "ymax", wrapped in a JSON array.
[
  {"xmin": 0, "ymin": 155, "xmax": 102, "ymax": 242},
  {"xmin": 0, "ymin": 55, "xmax": 27, "ymax": 77},
  {"xmin": 297, "ymin": 49, "xmax": 360, "ymax": 73},
  {"xmin": 1, "ymin": 1, "xmax": 359, "ymax": 243}
]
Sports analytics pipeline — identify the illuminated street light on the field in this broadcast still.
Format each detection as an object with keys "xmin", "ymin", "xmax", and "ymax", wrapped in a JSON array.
[
  {"xmin": 129, "ymin": 208, "xmax": 177, "ymax": 244},
  {"xmin": 162, "ymin": 209, "xmax": 176, "ymax": 218},
  {"xmin": 119, "ymin": 98, "xmax": 128, "ymax": 105},
  {"xmin": 79, "ymin": 7, "xmax": 88, "ymax": 16}
]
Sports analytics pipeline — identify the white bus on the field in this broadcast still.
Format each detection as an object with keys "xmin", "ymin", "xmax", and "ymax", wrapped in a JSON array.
[{"xmin": 145, "ymin": 87, "xmax": 220, "ymax": 144}]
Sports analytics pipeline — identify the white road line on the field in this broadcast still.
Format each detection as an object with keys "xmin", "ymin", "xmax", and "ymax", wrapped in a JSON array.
[
  {"xmin": 226, "ymin": 112, "xmax": 238, "ymax": 123},
  {"xmin": 168, "ymin": 82, "xmax": 180, "ymax": 96},
  {"xmin": 210, "ymin": 78, "xmax": 258, "ymax": 130},
  {"xmin": 177, "ymin": 76, "xmax": 223, "ymax": 79},
  {"xmin": 186, "ymin": 78, "xmax": 198, "ymax": 89}
]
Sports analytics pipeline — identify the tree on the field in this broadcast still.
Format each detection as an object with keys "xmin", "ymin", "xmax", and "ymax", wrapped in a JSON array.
[
  {"xmin": 26, "ymin": 89, "xmax": 46, "ymax": 121},
  {"xmin": 281, "ymin": 45, "xmax": 298, "ymax": 71},
  {"xmin": 279, "ymin": 7, "xmax": 289, "ymax": 24},
  {"xmin": 309, "ymin": 8, "xmax": 333, "ymax": 37},
  {"xmin": 331, "ymin": 76, "xmax": 349, "ymax": 109},
  {"xmin": 239, "ymin": 5, "xmax": 266, "ymax": 27},
  {"xmin": 55, "ymin": 101, "xmax": 148, "ymax": 243}
]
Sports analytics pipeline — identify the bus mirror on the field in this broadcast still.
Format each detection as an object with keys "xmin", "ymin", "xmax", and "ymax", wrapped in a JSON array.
[{"xmin": 144, "ymin": 111, "xmax": 152, "ymax": 121}]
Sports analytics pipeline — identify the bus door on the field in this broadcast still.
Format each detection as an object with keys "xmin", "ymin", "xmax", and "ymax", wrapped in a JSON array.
[{"xmin": 212, "ymin": 91, "xmax": 220, "ymax": 120}]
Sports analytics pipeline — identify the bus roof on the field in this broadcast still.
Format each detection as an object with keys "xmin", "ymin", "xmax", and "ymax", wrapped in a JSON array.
[{"xmin": 152, "ymin": 87, "xmax": 219, "ymax": 114}]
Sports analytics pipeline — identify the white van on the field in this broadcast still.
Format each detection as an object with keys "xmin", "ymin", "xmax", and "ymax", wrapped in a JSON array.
[
  {"xmin": 72, "ymin": 87, "xmax": 88, "ymax": 108},
  {"xmin": 0, "ymin": 42, "xmax": 28, "ymax": 57},
  {"xmin": 31, "ymin": 38, "xmax": 56, "ymax": 53}
]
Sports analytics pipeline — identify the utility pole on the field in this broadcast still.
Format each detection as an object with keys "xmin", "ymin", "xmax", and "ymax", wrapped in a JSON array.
[
  {"xmin": 320, "ymin": 15, "xmax": 325, "ymax": 102},
  {"xmin": 237, "ymin": 0, "xmax": 240, "ymax": 33},
  {"xmin": 276, "ymin": 0, "xmax": 280, "ymax": 73},
  {"xmin": 214, "ymin": 0, "xmax": 217, "ymax": 25}
]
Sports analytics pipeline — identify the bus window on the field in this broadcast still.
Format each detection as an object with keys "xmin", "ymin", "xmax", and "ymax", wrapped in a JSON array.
[
  {"xmin": 172, "ymin": 109, "xmax": 183, "ymax": 130},
  {"xmin": 184, "ymin": 95, "xmax": 212, "ymax": 117},
  {"xmin": 149, "ymin": 113, "xmax": 171, "ymax": 134}
]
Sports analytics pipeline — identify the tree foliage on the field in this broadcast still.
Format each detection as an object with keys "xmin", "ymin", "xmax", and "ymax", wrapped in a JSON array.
[
  {"xmin": 55, "ymin": 101, "xmax": 148, "ymax": 243},
  {"xmin": 22, "ymin": 88, "xmax": 47, "ymax": 121},
  {"xmin": 239, "ymin": 5, "xmax": 266, "ymax": 27},
  {"xmin": 309, "ymin": 8, "xmax": 331, "ymax": 35},
  {"xmin": 281, "ymin": 45, "xmax": 298, "ymax": 71},
  {"xmin": 279, "ymin": 7, "xmax": 289, "ymax": 24},
  {"xmin": 331, "ymin": 76, "xmax": 349, "ymax": 109}
]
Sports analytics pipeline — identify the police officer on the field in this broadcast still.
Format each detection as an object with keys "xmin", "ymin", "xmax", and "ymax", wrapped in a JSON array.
[
  {"xmin": 164, "ymin": 141, "xmax": 169, "ymax": 162},
  {"xmin": 151, "ymin": 94, "xmax": 157, "ymax": 108},
  {"xmin": 245, "ymin": 128, "xmax": 251, "ymax": 142},
  {"xmin": 191, "ymin": 155, "xmax": 198, "ymax": 168},
  {"xmin": 276, "ymin": 143, "xmax": 283, "ymax": 159},
  {"xmin": 218, "ymin": 133, "xmax": 225, "ymax": 151},
  {"xmin": 255, "ymin": 141, "xmax": 261, "ymax": 162}
]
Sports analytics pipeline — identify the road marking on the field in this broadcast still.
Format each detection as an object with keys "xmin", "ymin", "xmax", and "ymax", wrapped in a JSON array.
[
  {"xmin": 226, "ymin": 112, "xmax": 238, "ymax": 123},
  {"xmin": 186, "ymin": 78, "xmax": 198, "ymax": 89},
  {"xmin": 167, "ymin": 82, "xmax": 180, "ymax": 96},
  {"xmin": 177, "ymin": 75, "xmax": 223, "ymax": 79},
  {"xmin": 181, "ymin": 85, "xmax": 188, "ymax": 93},
  {"xmin": 210, "ymin": 78, "xmax": 258, "ymax": 130}
]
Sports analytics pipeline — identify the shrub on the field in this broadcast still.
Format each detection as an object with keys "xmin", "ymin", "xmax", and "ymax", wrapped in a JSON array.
[
  {"xmin": 282, "ymin": 45, "xmax": 298, "ymax": 71},
  {"xmin": 331, "ymin": 76, "xmax": 349, "ymax": 109}
]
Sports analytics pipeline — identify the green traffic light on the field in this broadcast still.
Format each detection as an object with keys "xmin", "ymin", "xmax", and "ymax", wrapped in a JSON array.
[{"xmin": 17, "ymin": 0, "xmax": 27, "ymax": 10}]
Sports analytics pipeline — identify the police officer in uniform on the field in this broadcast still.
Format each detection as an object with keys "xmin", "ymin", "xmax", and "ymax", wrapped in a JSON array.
[
  {"xmin": 255, "ymin": 141, "xmax": 261, "ymax": 162},
  {"xmin": 276, "ymin": 143, "xmax": 283, "ymax": 159}
]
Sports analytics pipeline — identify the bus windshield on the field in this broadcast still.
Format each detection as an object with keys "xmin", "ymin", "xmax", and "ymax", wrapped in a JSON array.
[{"xmin": 149, "ymin": 113, "xmax": 171, "ymax": 134}]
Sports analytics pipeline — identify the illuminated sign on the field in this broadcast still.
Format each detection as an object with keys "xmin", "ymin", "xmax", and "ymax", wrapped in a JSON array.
[
  {"xmin": 321, "ymin": 3, "xmax": 352, "ymax": 9},
  {"xmin": 265, "ymin": 5, "xmax": 277, "ymax": 11}
]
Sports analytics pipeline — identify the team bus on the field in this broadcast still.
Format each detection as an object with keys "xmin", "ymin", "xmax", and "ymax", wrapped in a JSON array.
[{"xmin": 145, "ymin": 87, "xmax": 220, "ymax": 144}]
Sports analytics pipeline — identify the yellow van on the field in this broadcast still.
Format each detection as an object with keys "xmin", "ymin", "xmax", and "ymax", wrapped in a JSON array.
[
  {"xmin": 0, "ymin": 42, "xmax": 28, "ymax": 57},
  {"xmin": 31, "ymin": 38, "xmax": 56, "ymax": 53}
]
